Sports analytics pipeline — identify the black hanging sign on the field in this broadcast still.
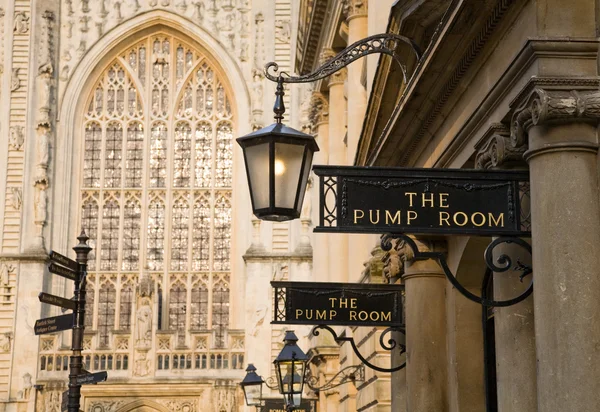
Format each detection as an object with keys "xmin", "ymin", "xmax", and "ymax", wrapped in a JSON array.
[
  {"xmin": 38, "ymin": 292, "xmax": 76, "ymax": 311},
  {"xmin": 49, "ymin": 251, "xmax": 79, "ymax": 271},
  {"xmin": 75, "ymin": 371, "xmax": 108, "ymax": 385},
  {"xmin": 314, "ymin": 166, "xmax": 530, "ymax": 236},
  {"xmin": 48, "ymin": 263, "xmax": 78, "ymax": 281},
  {"xmin": 259, "ymin": 398, "xmax": 317, "ymax": 412},
  {"xmin": 34, "ymin": 314, "xmax": 73, "ymax": 335},
  {"xmin": 272, "ymin": 281, "xmax": 404, "ymax": 327}
]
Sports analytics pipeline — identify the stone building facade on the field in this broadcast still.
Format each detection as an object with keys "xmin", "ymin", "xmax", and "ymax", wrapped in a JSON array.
[{"xmin": 0, "ymin": 0, "xmax": 318, "ymax": 411}]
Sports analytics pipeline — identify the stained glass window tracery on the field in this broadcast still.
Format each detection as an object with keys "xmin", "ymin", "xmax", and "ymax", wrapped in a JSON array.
[{"xmin": 79, "ymin": 33, "xmax": 232, "ymax": 352}]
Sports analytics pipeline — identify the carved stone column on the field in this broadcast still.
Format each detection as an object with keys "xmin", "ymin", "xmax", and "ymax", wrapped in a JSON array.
[
  {"xmin": 325, "ymin": 50, "xmax": 349, "ymax": 281},
  {"xmin": 511, "ymin": 81, "xmax": 600, "ymax": 412},
  {"xmin": 401, "ymin": 237, "xmax": 448, "ymax": 412},
  {"xmin": 475, "ymin": 125, "xmax": 536, "ymax": 412}
]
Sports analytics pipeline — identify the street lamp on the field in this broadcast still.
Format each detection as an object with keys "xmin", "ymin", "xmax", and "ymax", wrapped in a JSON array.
[
  {"xmin": 236, "ymin": 78, "xmax": 319, "ymax": 222},
  {"xmin": 240, "ymin": 364, "xmax": 264, "ymax": 407},
  {"xmin": 273, "ymin": 331, "xmax": 308, "ymax": 411}
]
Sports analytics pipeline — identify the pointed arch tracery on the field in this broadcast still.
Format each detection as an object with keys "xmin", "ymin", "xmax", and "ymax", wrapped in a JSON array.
[{"xmin": 79, "ymin": 31, "xmax": 233, "ymax": 352}]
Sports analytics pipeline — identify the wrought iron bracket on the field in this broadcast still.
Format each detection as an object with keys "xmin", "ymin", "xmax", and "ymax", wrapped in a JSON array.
[
  {"xmin": 264, "ymin": 33, "xmax": 421, "ymax": 85},
  {"xmin": 381, "ymin": 235, "xmax": 533, "ymax": 307},
  {"xmin": 311, "ymin": 325, "xmax": 406, "ymax": 373},
  {"xmin": 304, "ymin": 364, "xmax": 365, "ymax": 393},
  {"xmin": 262, "ymin": 364, "xmax": 365, "ymax": 393}
]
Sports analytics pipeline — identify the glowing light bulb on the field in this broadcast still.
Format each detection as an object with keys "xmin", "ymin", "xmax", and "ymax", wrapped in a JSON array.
[{"xmin": 275, "ymin": 159, "xmax": 286, "ymax": 176}]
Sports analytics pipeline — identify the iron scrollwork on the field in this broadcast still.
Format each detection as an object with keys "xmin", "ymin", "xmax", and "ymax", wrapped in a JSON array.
[
  {"xmin": 263, "ymin": 364, "xmax": 365, "ymax": 392},
  {"xmin": 311, "ymin": 325, "xmax": 406, "ymax": 373},
  {"xmin": 264, "ymin": 33, "xmax": 421, "ymax": 85},
  {"xmin": 381, "ymin": 235, "xmax": 533, "ymax": 307}
]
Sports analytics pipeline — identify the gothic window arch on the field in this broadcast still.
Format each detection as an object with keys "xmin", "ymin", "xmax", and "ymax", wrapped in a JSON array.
[{"xmin": 79, "ymin": 32, "xmax": 234, "ymax": 351}]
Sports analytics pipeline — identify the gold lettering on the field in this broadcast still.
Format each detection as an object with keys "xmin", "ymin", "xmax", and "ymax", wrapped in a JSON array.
[
  {"xmin": 316, "ymin": 310, "xmax": 327, "ymax": 320},
  {"xmin": 330, "ymin": 310, "xmax": 337, "ymax": 319},
  {"xmin": 405, "ymin": 192, "xmax": 417, "ymax": 207},
  {"xmin": 369, "ymin": 210, "xmax": 380, "ymax": 224},
  {"xmin": 407, "ymin": 211, "xmax": 418, "ymax": 224},
  {"xmin": 305, "ymin": 310, "xmax": 313, "ymax": 320},
  {"xmin": 385, "ymin": 210, "xmax": 401, "ymax": 224},
  {"xmin": 471, "ymin": 212, "xmax": 486, "ymax": 227},
  {"xmin": 350, "ymin": 298, "xmax": 358, "ymax": 309},
  {"xmin": 329, "ymin": 298, "xmax": 337, "ymax": 308},
  {"xmin": 339, "ymin": 298, "xmax": 348, "ymax": 309},
  {"xmin": 354, "ymin": 209, "xmax": 364, "ymax": 224},
  {"xmin": 358, "ymin": 311, "xmax": 368, "ymax": 321},
  {"xmin": 370, "ymin": 311, "xmax": 380, "ymax": 321},
  {"xmin": 296, "ymin": 309, "xmax": 303, "ymax": 319},
  {"xmin": 439, "ymin": 193, "xmax": 449, "ymax": 208},
  {"xmin": 439, "ymin": 211, "xmax": 450, "ymax": 226},
  {"xmin": 453, "ymin": 212, "xmax": 468, "ymax": 226},
  {"xmin": 489, "ymin": 212, "xmax": 504, "ymax": 227},
  {"xmin": 381, "ymin": 312, "xmax": 392, "ymax": 322},
  {"xmin": 350, "ymin": 311, "xmax": 357, "ymax": 321},
  {"xmin": 422, "ymin": 192, "xmax": 435, "ymax": 207}
]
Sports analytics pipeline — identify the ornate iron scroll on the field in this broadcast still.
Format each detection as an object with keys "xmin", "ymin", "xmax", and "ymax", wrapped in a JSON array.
[
  {"xmin": 311, "ymin": 325, "xmax": 406, "ymax": 373},
  {"xmin": 264, "ymin": 33, "xmax": 421, "ymax": 85},
  {"xmin": 263, "ymin": 364, "xmax": 365, "ymax": 392},
  {"xmin": 381, "ymin": 235, "xmax": 533, "ymax": 307}
]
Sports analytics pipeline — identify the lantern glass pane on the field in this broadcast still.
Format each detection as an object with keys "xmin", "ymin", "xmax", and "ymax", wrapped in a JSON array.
[
  {"xmin": 244, "ymin": 383, "xmax": 262, "ymax": 406},
  {"xmin": 295, "ymin": 149, "xmax": 313, "ymax": 213},
  {"xmin": 244, "ymin": 142, "xmax": 270, "ymax": 210},
  {"xmin": 274, "ymin": 143, "xmax": 306, "ymax": 209}
]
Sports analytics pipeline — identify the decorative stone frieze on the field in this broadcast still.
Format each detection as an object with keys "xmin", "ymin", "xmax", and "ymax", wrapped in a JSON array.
[
  {"xmin": 475, "ymin": 124, "xmax": 527, "ymax": 170},
  {"xmin": 309, "ymin": 92, "xmax": 329, "ymax": 128}
]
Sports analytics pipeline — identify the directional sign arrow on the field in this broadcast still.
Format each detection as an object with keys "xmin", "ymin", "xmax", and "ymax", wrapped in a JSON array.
[
  {"xmin": 75, "ymin": 371, "xmax": 107, "ymax": 385},
  {"xmin": 48, "ymin": 263, "xmax": 78, "ymax": 281},
  {"xmin": 38, "ymin": 292, "xmax": 76, "ymax": 311},
  {"xmin": 49, "ymin": 251, "xmax": 79, "ymax": 271},
  {"xmin": 34, "ymin": 314, "xmax": 73, "ymax": 335}
]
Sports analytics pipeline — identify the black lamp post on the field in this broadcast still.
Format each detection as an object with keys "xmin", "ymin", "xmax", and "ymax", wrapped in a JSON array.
[
  {"xmin": 240, "ymin": 364, "xmax": 264, "ymax": 407},
  {"xmin": 237, "ymin": 78, "xmax": 319, "ymax": 222},
  {"xmin": 273, "ymin": 331, "xmax": 309, "ymax": 411}
]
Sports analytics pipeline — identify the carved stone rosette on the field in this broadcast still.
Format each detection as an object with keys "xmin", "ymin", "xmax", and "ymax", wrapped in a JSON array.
[
  {"xmin": 511, "ymin": 87, "xmax": 600, "ymax": 148},
  {"xmin": 475, "ymin": 124, "xmax": 527, "ymax": 170}
]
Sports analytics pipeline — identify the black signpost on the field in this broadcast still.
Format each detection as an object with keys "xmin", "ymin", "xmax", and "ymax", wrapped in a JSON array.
[
  {"xmin": 272, "ymin": 281, "xmax": 404, "ymax": 327},
  {"xmin": 260, "ymin": 398, "xmax": 317, "ymax": 412},
  {"xmin": 35, "ymin": 231, "xmax": 107, "ymax": 412}
]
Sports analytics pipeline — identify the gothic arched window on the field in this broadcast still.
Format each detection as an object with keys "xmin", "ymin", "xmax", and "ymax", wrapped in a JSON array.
[{"xmin": 80, "ymin": 32, "xmax": 233, "ymax": 351}]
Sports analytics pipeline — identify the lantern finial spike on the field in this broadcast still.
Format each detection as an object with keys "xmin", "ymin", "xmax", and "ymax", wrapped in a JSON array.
[{"xmin": 273, "ymin": 76, "xmax": 285, "ymax": 123}]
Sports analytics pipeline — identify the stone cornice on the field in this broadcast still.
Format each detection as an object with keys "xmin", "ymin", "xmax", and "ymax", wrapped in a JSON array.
[
  {"xmin": 0, "ymin": 253, "xmax": 48, "ymax": 263},
  {"xmin": 474, "ymin": 123, "xmax": 527, "ymax": 170},
  {"xmin": 242, "ymin": 252, "xmax": 312, "ymax": 262}
]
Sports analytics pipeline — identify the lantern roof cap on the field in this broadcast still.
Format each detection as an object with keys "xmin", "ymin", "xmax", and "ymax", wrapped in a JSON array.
[
  {"xmin": 241, "ymin": 364, "xmax": 264, "ymax": 386},
  {"xmin": 274, "ymin": 331, "xmax": 308, "ymax": 363},
  {"xmin": 237, "ymin": 123, "xmax": 319, "ymax": 152}
]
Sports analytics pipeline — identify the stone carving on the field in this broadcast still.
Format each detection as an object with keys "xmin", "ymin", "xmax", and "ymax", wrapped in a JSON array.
[
  {"xmin": 193, "ymin": 1, "xmax": 205, "ymax": 24},
  {"xmin": 250, "ymin": 305, "xmax": 267, "ymax": 336},
  {"xmin": 0, "ymin": 263, "xmax": 14, "ymax": 287},
  {"xmin": 475, "ymin": 124, "xmax": 527, "ymax": 170},
  {"xmin": 137, "ymin": 270, "xmax": 154, "ymax": 297},
  {"xmin": 133, "ymin": 350, "xmax": 151, "ymax": 376},
  {"xmin": 135, "ymin": 297, "xmax": 152, "ymax": 348},
  {"xmin": 0, "ymin": 332, "xmax": 12, "ymax": 352},
  {"xmin": 175, "ymin": 0, "xmax": 187, "ymax": 12},
  {"xmin": 10, "ymin": 68, "xmax": 20, "ymax": 91},
  {"xmin": 44, "ymin": 390, "xmax": 61, "ymax": 412},
  {"xmin": 156, "ymin": 399, "xmax": 198, "ymax": 411},
  {"xmin": 9, "ymin": 187, "xmax": 22, "ymax": 210},
  {"xmin": 213, "ymin": 388, "xmax": 235, "ymax": 412},
  {"xmin": 88, "ymin": 400, "xmax": 127, "ymax": 412},
  {"xmin": 272, "ymin": 262, "xmax": 288, "ymax": 281},
  {"xmin": 511, "ymin": 87, "xmax": 600, "ymax": 148},
  {"xmin": 60, "ymin": 65, "xmax": 70, "ymax": 81},
  {"xmin": 343, "ymin": 0, "xmax": 368, "ymax": 19},
  {"xmin": 275, "ymin": 20, "xmax": 291, "ymax": 43},
  {"xmin": 99, "ymin": 0, "xmax": 109, "ymax": 19},
  {"xmin": 37, "ymin": 74, "xmax": 53, "ymax": 126},
  {"xmin": 251, "ymin": 69, "xmax": 264, "ymax": 114},
  {"xmin": 65, "ymin": 0, "xmax": 74, "ymax": 16},
  {"xmin": 81, "ymin": 0, "xmax": 90, "ymax": 13},
  {"xmin": 381, "ymin": 236, "xmax": 413, "ymax": 283},
  {"xmin": 9, "ymin": 126, "xmax": 24, "ymax": 150},
  {"xmin": 80, "ymin": 15, "xmax": 91, "ymax": 33},
  {"xmin": 65, "ymin": 21, "xmax": 73, "ymax": 38},
  {"xmin": 17, "ymin": 373, "xmax": 32, "ymax": 400},
  {"xmin": 13, "ymin": 12, "xmax": 29, "ymax": 34},
  {"xmin": 38, "ymin": 11, "xmax": 55, "ymax": 76},
  {"xmin": 37, "ymin": 127, "xmax": 51, "ymax": 169},
  {"xmin": 34, "ymin": 188, "xmax": 48, "ymax": 225},
  {"xmin": 309, "ymin": 92, "xmax": 329, "ymax": 127},
  {"xmin": 114, "ymin": 1, "xmax": 123, "ymax": 22}
]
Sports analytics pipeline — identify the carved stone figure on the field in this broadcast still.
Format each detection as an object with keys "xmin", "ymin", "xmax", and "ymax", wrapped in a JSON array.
[
  {"xmin": 9, "ymin": 187, "xmax": 22, "ymax": 211},
  {"xmin": 37, "ymin": 73, "xmax": 53, "ymax": 126},
  {"xmin": 9, "ymin": 126, "xmax": 24, "ymax": 150},
  {"xmin": 34, "ymin": 188, "xmax": 47, "ymax": 224},
  {"xmin": 133, "ymin": 351, "xmax": 150, "ymax": 376},
  {"xmin": 10, "ymin": 68, "xmax": 20, "ymax": 91},
  {"xmin": 275, "ymin": 20, "xmax": 291, "ymax": 43},
  {"xmin": 114, "ymin": 1, "xmax": 123, "ymax": 22},
  {"xmin": 251, "ymin": 69, "xmax": 264, "ymax": 112},
  {"xmin": 81, "ymin": 0, "xmax": 90, "ymax": 13},
  {"xmin": 194, "ymin": 1, "xmax": 205, "ymax": 24},
  {"xmin": 175, "ymin": 0, "xmax": 187, "ymax": 12},
  {"xmin": 65, "ymin": 0, "xmax": 74, "ymax": 16},
  {"xmin": 13, "ymin": 12, "xmax": 29, "ymax": 34},
  {"xmin": 0, "ymin": 263, "xmax": 12, "ymax": 286},
  {"xmin": 135, "ymin": 297, "xmax": 152, "ymax": 348},
  {"xmin": 0, "ymin": 332, "xmax": 12, "ymax": 352},
  {"xmin": 37, "ymin": 127, "xmax": 50, "ymax": 168}
]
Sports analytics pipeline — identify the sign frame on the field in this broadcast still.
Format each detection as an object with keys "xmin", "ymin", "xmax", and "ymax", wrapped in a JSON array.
[
  {"xmin": 75, "ymin": 371, "xmax": 107, "ymax": 385},
  {"xmin": 39, "ymin": 292, "xmax": 76, "ymax": 311},
  {"xmin": 314, "ymin": 166, "xmax": 531, "ymax": 237},
  {"xmin": 259, "ymin": 398, "xmax": 317, "ymax": 412},
  {"xmin": 49, "ymin": 251, "xmax": 79, "ymax": 271},
  {"xmin": 34, "ymin": 313, "xmax": 74, "ymax": 335},
  {"xmin": 272, "ymin": 281, "xmax": 405, "ymax": 327}
]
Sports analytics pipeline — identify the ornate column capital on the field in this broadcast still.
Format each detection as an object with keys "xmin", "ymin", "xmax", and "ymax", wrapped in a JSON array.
[
  {"xmin": 343, "ymin": 0, "xmax": 367, "ymax": 20},
  {"xmin": 475, "ymin": 124, "xmax": 527, "ymax": 170},
  {"xmin": 510, "ymin": 77, "xmax": 600, "ymax": 148},
  {"xmin": 318, "ymin": 48, "xmax": 348, "ymax": 87}
]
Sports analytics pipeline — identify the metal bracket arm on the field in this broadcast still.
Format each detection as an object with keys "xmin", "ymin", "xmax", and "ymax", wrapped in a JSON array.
[{"xmin": 311, "ymin": 325, "xmax": 406, "ymax": 373}]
